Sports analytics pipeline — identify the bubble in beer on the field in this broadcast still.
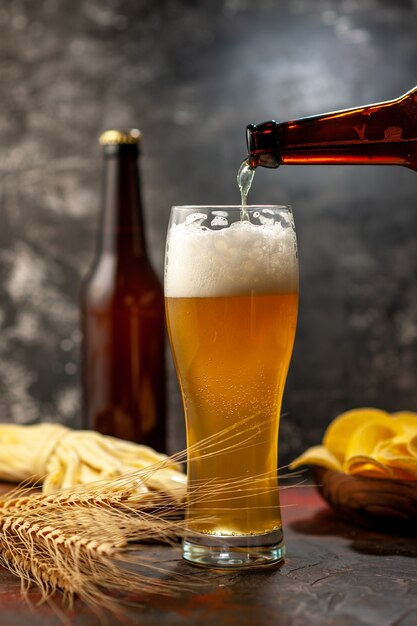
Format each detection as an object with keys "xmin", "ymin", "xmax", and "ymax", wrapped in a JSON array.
[
  {"xmin": 185, "ymin": 212, "xmax": 207, "ymax": 227},
  {"xmin": 211, "ymin": 215, "xmax": 228, "ymax": 227}
]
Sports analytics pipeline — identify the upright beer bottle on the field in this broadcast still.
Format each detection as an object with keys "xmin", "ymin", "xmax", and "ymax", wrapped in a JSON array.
[{"xmin": 81, "ymin": 129, "xmax": 166, "ymax": 451}]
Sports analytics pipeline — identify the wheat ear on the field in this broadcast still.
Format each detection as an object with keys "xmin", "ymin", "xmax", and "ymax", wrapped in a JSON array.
[{"xmin": 0, "ymin": 414, "xmax": 298, "ymax": 616}]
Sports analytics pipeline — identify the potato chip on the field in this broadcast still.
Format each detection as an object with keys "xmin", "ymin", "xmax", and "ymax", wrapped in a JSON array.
[
  {"xmin": 345, "ymin": 420, "xmax": 400, "ymax": 462},
  {"xmin": 349, "ymin": 459, "xmax": 415, "ymax": 480},
  {"xmin": 345, "ymin": 456, "xmax": 391, "ymax": 478},
  {"xmin": 391, "ymin": 411, "xmax": 417, "ymax": 436},
  {"xmin": 375, "ymin": 436, "xmax": 411, "ymax": 459},
  {"xmin": 289, "ymin": 445, "xmax": 342, "ymax": 472},
  {"xmin": 408, "ymin": 434, "xmax": 417, "ymax": 457},
  {"xmin": 375, "ymin": 438, "xmax": 417, "ymax": 480},
  {"xmin": 378, "ymin": 459, "xmax": 417, "ymax": 480},
  {"xmin": 323, "ymin": 408, "xmax": 390, "ymax": 462},
  {"xmin": 290, "ymin": 407, "xmax": 417, "ymax": 482}
]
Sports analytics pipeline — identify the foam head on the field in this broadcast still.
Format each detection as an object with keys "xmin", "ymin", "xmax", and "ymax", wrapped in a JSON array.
[{"xmin": 165, "ymin": 218, "xmax": 298, "ymax": 298}]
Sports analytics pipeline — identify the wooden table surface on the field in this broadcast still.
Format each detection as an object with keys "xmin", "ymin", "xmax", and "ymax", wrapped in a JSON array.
[{"xmin": 0, "ymin": 482, "xmax": 416, "ymax": 626}]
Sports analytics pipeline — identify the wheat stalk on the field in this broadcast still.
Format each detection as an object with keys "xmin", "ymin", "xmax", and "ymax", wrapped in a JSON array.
[
  {"xmin": 0, "ymin": 415, "xmax": 300, "ymax": 618},
  {"xmin": 0, "ymin": 483, "xmax": 191, "ymax": 617}
]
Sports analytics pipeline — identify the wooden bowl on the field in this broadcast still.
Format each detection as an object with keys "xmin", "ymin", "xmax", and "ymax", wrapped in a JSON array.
[{"xmin": 313, "ymin": 466, "xmax": 417, "ymax": 535}]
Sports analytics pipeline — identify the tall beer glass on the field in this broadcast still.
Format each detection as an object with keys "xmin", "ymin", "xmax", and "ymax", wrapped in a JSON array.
[{"xmin": 165, "ymin": 206, "xmax": 298, "ymax": 569}]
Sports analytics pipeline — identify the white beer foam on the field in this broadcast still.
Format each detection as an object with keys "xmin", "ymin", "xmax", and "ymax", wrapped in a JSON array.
[{"xmin": 165, "ymin": 220, "xmax": 298, "ymax": 298}]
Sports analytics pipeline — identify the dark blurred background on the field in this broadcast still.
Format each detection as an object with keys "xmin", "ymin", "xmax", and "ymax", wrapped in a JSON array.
[{"xmin": 0, "ymin": 0, "xmax": 416, "ymax": 464}]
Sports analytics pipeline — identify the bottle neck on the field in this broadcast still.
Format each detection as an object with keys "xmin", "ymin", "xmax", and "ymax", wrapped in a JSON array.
[
  {"xmin": 247, "ymin": 86, "xmax": 417, "ymax": 171},
  {"xmin": 99, "ymin": 144, "xmax": 147, "ymax": 259}
]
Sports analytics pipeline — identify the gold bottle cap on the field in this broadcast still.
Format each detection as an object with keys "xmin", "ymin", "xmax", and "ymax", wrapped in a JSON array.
[{"xmin": 99, "ymin": 129, "xmax": 142, "ymax": 145}]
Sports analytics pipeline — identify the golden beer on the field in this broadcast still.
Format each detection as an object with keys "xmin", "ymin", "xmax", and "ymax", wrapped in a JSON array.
[
  {"xmin": 166, "ymin": 293, "xmax": 298, "ymax": 535},
  {"xmin": 165, "ymin": 206, "xmax": 298, "ymax": 567}
]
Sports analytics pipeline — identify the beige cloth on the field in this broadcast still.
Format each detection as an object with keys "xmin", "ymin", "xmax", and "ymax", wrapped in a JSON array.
[{"xmin": 0, "ymin": 423, "xmax": 186, "ymax": 499}]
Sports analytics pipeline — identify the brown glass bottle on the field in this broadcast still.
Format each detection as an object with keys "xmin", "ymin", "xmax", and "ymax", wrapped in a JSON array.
[
  {"xmin": 247, "ymin": 86, "xmax": 417, "ymax": 171},
  {"xmin": 81, "ymin": 129, "xmax": 166, "ymax": 451}
]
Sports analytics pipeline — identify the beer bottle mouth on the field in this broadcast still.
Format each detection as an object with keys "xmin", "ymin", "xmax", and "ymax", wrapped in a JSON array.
[
  {"xmin": 99, "ymin": 129, "xmax": 141, "ymax": 145},
  {"xmin": 246, "ymin": 122, "xmax": 280, "ymax": 168},
  {"xmin": 99, "ymin": 129, "xmax": 141, "ymax": 156}
]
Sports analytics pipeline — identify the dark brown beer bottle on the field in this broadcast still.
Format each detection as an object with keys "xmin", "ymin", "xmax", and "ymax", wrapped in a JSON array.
[
  {"xmin": 247, "ymin": 85, "xmax": 417, "ymax": 171},
  {"xmin": 81, "ymin": 129, "xmax": 166, "ymax": 451}
]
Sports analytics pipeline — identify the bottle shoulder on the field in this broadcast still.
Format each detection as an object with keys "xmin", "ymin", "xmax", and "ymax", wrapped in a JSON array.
[{"xmin": 81, "ymin": 253, "xmax": 163, "ymax": 308}]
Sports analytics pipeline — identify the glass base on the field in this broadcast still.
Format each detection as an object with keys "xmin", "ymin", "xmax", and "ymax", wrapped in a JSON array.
[{"xmin": 182, "ymin": 528, "xmax": 285, "ymax": 570}]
